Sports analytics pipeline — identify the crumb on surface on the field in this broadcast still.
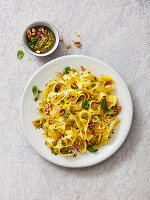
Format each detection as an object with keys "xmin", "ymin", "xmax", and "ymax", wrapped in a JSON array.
[
  {"xmin": 65, "ymin": 45, "xmax": 71, "ymax": 49},
  {"xmin": 59, "ymin": 38, "xmax": 63, "ymax": 42},
  {"xmin": 73, "ymin": 41, "xmax": 80, "ymax": 47},
  {"xmin": 74, "ymin": 32, "xmax": 80, "ymax": 36}
]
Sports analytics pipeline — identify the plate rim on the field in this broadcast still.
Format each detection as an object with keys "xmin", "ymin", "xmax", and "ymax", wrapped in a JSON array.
[{"xmin": 20, "ymin": 55, "xmax": 133, "ymax": 168}]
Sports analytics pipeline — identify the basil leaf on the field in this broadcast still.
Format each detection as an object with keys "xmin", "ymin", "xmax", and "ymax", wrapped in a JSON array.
[
  {"xmin": 17, "ymin": 50, "xmax": 24, "ymax": 59},
  {"xmin": 105, "ymin": 109, "xmax": 114, "ymax": 115},
  {"xmin": 87, "ymin": 146, "xmax": 98, "ymax": 152},
  {"xmin": 101, "ymin": 99, "xmax": 114, "ymax": 115},
  {"xmin": 29, "ymin": 36, "xmax": 39, "ymax": 43},
  {"xmin": 32, "ymin": 85, "xmax": 38, "ymax": 97},
  {"xmin": 82, "ymin": 99, "xmax": 89, "ymax": 109},
  {"xmin": 62, "ymin": 67, "xmax": 70, "ymax": 76},
  {"xmin": 101, "ymin": 99, "xmax": 107, "ymax": 110}
]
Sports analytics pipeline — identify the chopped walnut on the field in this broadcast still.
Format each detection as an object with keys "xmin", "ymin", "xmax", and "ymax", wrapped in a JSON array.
[
  {"xmin": 86, "ymin": 141, "xmax": 92, "ymax": 147},
  {"xmin": 27, "ymin": 28, "xmax": 36, "ymax": 38},
  {"xmin": 60, "ymin": 109, "xmax": 65, "ymax": 115},
  {"xmin": 44, "ymin": 103, "xmax": 50, "ymax": 115},
  {"xmin": 81, "ymin": 66, "xmax": 86, "ymax": 71},
  {"xmin": 49, "ymin": 119, "xmax": 54, "ymax": 124},
  {"xmin": 27, "ymin": 29, "xmax": 32, "ymax": 38},
  {"xmin": 90, "ymin": 95, "xmax": 95, "ymax": 100},
  {"xmin": 59, "ymin": 38, "xmax": 63, "ymax": 42},
  {"xmin": 32, "ymin": 28, "xmax": 36, "ymax": 33},
  {"xmin": 55, "ymin": 85, "xmax": 60, "ymax": 92},
  {"xmin": 71, "ymin": 83, "xmax": 76, "ymax": 89},
  {"xmin": 73, "ymin": 41, "xmax": 80, "ymax": 47},
  {"xmin": 55, "ymin": 72, "xmax": 62, "ymax": 77},
  {"xmin": 112, "ymin": 105, "xmax": 121, "ymax": 116},
  {"xmin": 105, "ymin": 81, "xmax": 111, "ymax": 85},
  {"xmin": 103, "ymin": 113, "xmax": 111, "ymax": 119},
  {"xmin": 65, "ymin": 45, "xmax": 71, "ymax": 49}
]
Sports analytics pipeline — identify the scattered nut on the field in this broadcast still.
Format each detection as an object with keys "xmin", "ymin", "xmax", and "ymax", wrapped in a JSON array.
[
  {"xmin": 55, "ymin": 72, "xmax": 62, "ymax": 77},
  {"xmin": 112, "ymin": 105, "xmax": 121, "ymax": 116},
  {"xmin": 32, "ymin": 28, "xmax": 36, "ymax": 33},
  {"xmin": 65, "ymin": 45, "xmax": 71, "ymax": 49},
  {"xmin": 27, "ymin": 29, "xmax": 32, "ymax": 38},
  {"xmin": 81, "ymin": 66, "xmax": 86, "ymax": 71},
  {"xmin": 59, "ymin": 38, "xmax": 63, "ymax": 42},
  {"xmin": 73, "ymin": 41, "xmax": 80, "ymax": 47}
]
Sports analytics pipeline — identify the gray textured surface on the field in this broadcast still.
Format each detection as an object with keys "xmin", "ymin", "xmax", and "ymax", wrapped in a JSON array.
[{"xmin": 0, "ymin": 0, "xmax": 149, "ymax": 200}]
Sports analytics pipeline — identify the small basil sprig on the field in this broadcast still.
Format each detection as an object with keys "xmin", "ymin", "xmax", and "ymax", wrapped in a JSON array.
[
  {"xmin": 32, "ymin": 85, "xmax": 38, "ymax": 97},
  {"xmin": 82, "ymin": 99, "xmax": 88, "ymax": 109},
  {"xmin": 32, "ymin": 85, "xmax": 42, "ymax": 101},
  {"xmin": 62, "ymin": 67, "xmax": 70, "ymax": 76},
  {"xmin": 17, "ymin": 50, "xmax": 24, "ymax": 59},
  {"xmin": 29, "ymin": 36, "xmax": 39, "ymax": 43},
  {"xmin": 87, "ymin": 146, "xmax": 98, "ymax": 152},
  {"xmin": 101, "ymin": 99, "xmax": 114, "ymax": 115}
]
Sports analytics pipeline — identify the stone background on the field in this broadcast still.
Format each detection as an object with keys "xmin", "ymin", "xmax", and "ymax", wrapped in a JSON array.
[{"xmin": 0, "ymin": 0, "xmax": 149, "ymax": 199}]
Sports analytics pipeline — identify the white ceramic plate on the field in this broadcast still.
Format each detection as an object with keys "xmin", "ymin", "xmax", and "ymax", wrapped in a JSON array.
[{"xmin": 20, "ymin": 55, "xmax": 133, "ymax": 168}]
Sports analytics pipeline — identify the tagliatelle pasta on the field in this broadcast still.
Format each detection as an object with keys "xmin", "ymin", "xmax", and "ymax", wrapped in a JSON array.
[{"xmin": 32, "ymin": 66, "xmax": 121, "ymax": 156}]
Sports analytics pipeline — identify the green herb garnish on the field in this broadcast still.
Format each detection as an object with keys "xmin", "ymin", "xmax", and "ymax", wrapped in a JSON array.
[
  {"xmin": 101, "ymin": 99, "xmax": 114, "ymax": 115},
  {"xmin": 105, "ymin": 109, "xmax": 114, "ymax": 115},
  {"xmin": 29, "ymin": 36, "xmax": 39, "ymax": 43},
  {"xmin": 82, "ymin": 99, "xmax": 89, "ymax": 109},
  {"xmin": 62, "ymin": 67, "xmax": 70, "ymax": 76},
  {"xmin": 32, "ymin": 85, "xmax": 42, "ymax": 101},
  {"xmin": 87, "ymin": 146, "xmax": 98, "ymax": 152},
  {"xmin": 101, "ymin": 99, "xmax": 107, "ymax": 110},
  {"xmin": 17, "ymin": 50, "xmax": 24, "ymax": 59},
  {"xmin": 32, "ymin": 85, "xmax": 38, "ymax": 97}
]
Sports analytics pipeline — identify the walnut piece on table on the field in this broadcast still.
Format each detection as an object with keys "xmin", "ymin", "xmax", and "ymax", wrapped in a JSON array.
[
  {"xmin": 59, "ymin": 38, "xmax": 63, "ymax": 42},
  {"xmin": 73, "ymin": 41, "xmax": 80, "ymax": 47},
  {"xmin": 65, "ymin": 45, "xmax": 71, "ymax": 49}
]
